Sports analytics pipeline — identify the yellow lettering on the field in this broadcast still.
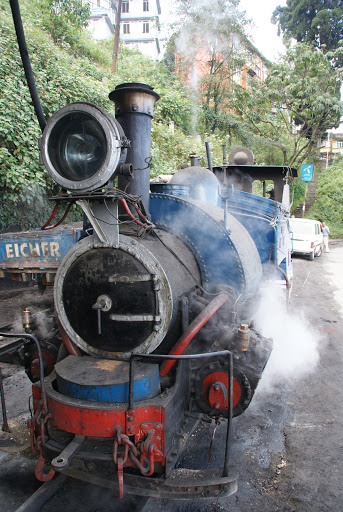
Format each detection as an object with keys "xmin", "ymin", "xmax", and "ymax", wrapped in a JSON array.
[
  {"xmin": 41, "ymin": 242, "xmax": 49, "ymax": 256},
  {"xmin": 50, "ymin": 242, "xmax": 60, "ymax": 257},
  {"xmin": 5, "ymin": 244, "xmax": 14, "ymax": 259},
  {"xmin": 20, "ymin": 243, "xmax": 29, "ymax": 257},
  {"xmin": 29, "ymin": 242, "xmax": 41, "ymax": 257}
]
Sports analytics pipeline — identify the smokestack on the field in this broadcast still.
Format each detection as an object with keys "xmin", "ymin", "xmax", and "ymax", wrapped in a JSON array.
[{"xmin": 109, "ymin": 83, "xmax": 160, "ymax": 214}]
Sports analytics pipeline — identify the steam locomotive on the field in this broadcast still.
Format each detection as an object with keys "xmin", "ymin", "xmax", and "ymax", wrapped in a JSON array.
[{"xmin": 1, "ymin": 81, "xmax": 295, "ymax": 500}]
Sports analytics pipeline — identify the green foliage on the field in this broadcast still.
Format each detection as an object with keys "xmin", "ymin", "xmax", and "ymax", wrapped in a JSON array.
[
  {"xmin": 161, "ymin": 34, "xmax": 177, "ymax": 73},
  {"xmin": 0, "ymin": 4, "xmax": 112, "ymax": 229},
  {"xmin": 75, "ymin": 35, "xmax": 113, "ymax": 68},
  {"xmin": 151, "ymin": 123, "xmax": 198, "ymax": 176},
  {"xmin": 39, "ymin": 0, "xmax": 90, "ymax": 47},
  {"xmin": 309, "ymin": 160, "xmax": 343, "ymax": 237},
  {"xmin": 0, "ymin": 182, "xmax": 82, "ymax": 231},
  {"xmin": 3, "ymin": 0, "xmax": 342, "ymax": 237},
  {"xmin": 291, "ymin": 178, "xmax": 306, "ymax": 214},
  {"xmin": 0, "ymin": 0, "xmax": 194, "ymax": 230},
  {"xmin": 272, "ymin": 0, "xmax": 343, "ymax": 51},
  {"xmin": 151, "ymin": 123, "xmax": 234, "ymax": 177},
  {"xmin": 172, "ymin": 0, "xmax": 250, "ymax": 132},
  {"xmin": 115, "ymin": 46, "xmax": 193, "ymax": 130},
  {"xmin": 231, "ymin": 43, "xmax": 343, "ymax": 168}
]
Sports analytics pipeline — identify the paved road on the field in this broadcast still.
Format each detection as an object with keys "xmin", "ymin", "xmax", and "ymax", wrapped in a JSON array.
[
  {"xmin": 0, "ymin": 243, "xmax": 343, "ymax": 511},
  {"xmin": 144, "ymin": 241, "xmax": 343, "ymax": 512}
]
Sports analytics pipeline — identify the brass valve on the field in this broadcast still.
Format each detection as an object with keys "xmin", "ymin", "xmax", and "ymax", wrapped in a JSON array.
[
  {"xmin": 237, "ymin": 323, "xmax": 250, "ymax": 352},
  {"xmin": 22, "ymin": 307, "xmax": 32, "ymax": 330}
]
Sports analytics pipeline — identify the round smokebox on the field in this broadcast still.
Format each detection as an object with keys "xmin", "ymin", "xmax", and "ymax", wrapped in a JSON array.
[{"xmin": 54, "ymin": 236, "xmax": 173, "ymax": 359}]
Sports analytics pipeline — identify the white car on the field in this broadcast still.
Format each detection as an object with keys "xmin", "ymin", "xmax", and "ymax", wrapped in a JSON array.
[{"xmin": 289, "ymin": 218, "xmax": 324, "ymax": 260}]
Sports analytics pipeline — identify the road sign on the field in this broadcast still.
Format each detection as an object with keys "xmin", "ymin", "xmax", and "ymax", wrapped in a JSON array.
[{"xmin": 301, "ymin": 164, "xmax": 314, "ymax": 182}]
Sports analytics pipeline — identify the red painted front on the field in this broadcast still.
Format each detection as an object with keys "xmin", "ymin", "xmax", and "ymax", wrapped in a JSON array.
[{"xmin": 32, "ymin": 383, "xmax": 165, "ymax": 464}]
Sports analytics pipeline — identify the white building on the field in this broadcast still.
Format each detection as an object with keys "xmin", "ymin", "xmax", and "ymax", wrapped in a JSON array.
[
  {"xmin": 84, "ymin": 0, "xmax": 162, "ymax": 60},
  {"xmin": 120, "ymin": 0, "xmax": 161, "ymax": 60},
  {"xmin": 86, "ymin": 0, "xmax": 118, "ymax": 40}
]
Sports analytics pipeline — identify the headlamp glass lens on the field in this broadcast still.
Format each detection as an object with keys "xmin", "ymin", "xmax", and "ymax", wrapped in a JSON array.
[{"xmin": 48, "ymin": 112, "xmax": 107, "ymax": 182}]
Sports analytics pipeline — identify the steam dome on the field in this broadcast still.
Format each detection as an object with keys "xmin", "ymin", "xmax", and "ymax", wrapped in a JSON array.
[{"xmin": 170, "ymin": 166, "xmax": 219, "ymax": 205}]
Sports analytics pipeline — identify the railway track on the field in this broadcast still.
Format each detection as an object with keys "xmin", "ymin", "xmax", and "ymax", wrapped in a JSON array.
[{"xmin": 15, "ymin": 474, "xmax": 150, "ymax": 512}]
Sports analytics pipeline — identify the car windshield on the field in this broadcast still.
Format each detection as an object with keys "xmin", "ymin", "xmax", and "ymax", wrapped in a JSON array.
[{"xmin": 290, "ymin": 222, "xmax": 315, "ymax": 235}]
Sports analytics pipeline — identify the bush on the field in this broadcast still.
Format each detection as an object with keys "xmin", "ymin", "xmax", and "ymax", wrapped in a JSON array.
[
  {"xmin": 0, "ymin": 6, "xmax": 114, "ymax": 230},
  {"xmin": 151, "ymin": 122, "xmax": 238, "ymax": 178},
  {"xmin": 308, "ymin": 160, "xmax": 343, "ymax": 238},
  {"xmin": 290, "ymin": 178, "xmax": 306, "ymax": 214}
]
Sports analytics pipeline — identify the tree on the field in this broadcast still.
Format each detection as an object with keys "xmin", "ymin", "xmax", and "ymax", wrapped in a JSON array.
[
  {"xmin": 231, "ymin": 43, "xmax": 343, "ymax": 168},
  {"xmin": 40, "ymin": 0, "xmax": 90, "ymax": 47},
  {"xmin": 171, "ymin": 0, "xmax": 250, "ymax": 132},
  {"xmin": 0, "ymin": 0, "xmax": 195, "ymax": 229},
  {"xmin": 272, "ymin": 0, "xmax": 343, "ymax": 51}
]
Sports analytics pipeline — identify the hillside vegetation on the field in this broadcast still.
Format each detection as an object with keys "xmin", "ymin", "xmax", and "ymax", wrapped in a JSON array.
[
  {"xmin": 0, "ymin": 0, "xmax": 219, "ymax": 231},
  {"xmin": 0, "ymin": 0, "xmax": 235, "ymax": 230},
  {"xmin": 0, "ymin": 0, "xmax": 342, "ymax": 236},
  {"xmin": 309, "ymin": 160, "xmax": 343, "ymax": 238}
]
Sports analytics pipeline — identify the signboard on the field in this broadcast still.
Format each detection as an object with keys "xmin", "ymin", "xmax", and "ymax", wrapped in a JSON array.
[
  {"xmin": 301, "ymin": 164, "xmax": 314, "ymax": 182},
  {"xmin": 0, "ymin": 228, "xmax": 81, "ymax": 270}
]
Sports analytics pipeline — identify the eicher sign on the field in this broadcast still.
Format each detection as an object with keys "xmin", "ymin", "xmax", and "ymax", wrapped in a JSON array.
[
  {"xmin": 0, "ymin": 229, "xmax": 81, "ymax": 269},
  {"xmin": 5, "ymin": 241, "xmax": 61, "ymax": 260}
]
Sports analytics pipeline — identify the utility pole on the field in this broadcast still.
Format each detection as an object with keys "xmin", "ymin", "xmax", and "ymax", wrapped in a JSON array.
[
  {"xmin": 112, "ymin": 0, "xmax": 122, "ymax": 74},
  {"xmin": 302, "ymin": 182, "xmax": 308, "ymax": 218}
]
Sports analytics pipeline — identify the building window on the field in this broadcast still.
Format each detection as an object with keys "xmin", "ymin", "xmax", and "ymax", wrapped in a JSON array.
[
  {"xmin": 97, "ymin": 0, "xmax": 100, "ymax": 6},
  {"xmin": 123, "ymin": 23, "xmax": 130, "ymax": 34},
  {"xmin": 337, "ymin": 141, "xmax": 343, "ymax": 148},
  {"xmin": 255, "ymin": 64, "xmax": 261, "ymax": 78},
  {"xmin": 122, "ymin": 1, "xmax": 129, "ymax": 13},
  {"xmin": 143, "ymin": 22, "xmax": 149, "ymax": 33},
  {"xmin": 143, "ymin": 0, "xmax": 149, "ymax": 11},
  {"xmin": 246, "ymin": 50, "xmax": 253, "ymax": 64}
]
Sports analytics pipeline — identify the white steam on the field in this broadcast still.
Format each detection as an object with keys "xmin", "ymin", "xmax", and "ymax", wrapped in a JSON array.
[
  {"xmin": 253, "ymin": 284, "xmax": 320, "ymax": 392},
  {"xmin": 173, "ymin": 0, "xmax": 247, "ymax": 134}
]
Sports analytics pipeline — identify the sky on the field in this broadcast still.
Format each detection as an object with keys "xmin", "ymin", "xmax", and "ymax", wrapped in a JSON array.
[
  {"xmin": 159, "ymin": 0, "xmax": 288, "ymax": 62},
  {"xmin": 239, "ymin": 0, "xmax": 287, "ymax": 61}
]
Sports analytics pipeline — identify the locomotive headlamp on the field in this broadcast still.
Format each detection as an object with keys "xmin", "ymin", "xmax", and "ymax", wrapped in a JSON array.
[{"xmin": 40, "ymin": 103, "xmax": 127, "ymax": 193}]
